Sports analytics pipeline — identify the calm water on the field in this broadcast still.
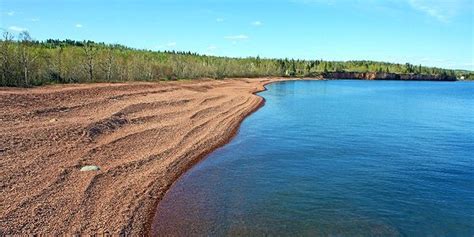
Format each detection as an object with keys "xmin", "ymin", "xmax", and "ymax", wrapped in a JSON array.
[{"xmin": 153, "ymin": 80, "xmax": 474, "ymax": 236}]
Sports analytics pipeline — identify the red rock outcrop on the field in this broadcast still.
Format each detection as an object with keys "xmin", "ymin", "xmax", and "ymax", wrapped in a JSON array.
[{"xmin": 321, "ymin": 72, "xmax": 456, "ymax": 81}]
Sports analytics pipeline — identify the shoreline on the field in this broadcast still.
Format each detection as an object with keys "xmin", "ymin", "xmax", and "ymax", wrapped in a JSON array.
[
  {"xmin": 0, "ymin": 77, "xmax": 294, "ymax": 235},
  {"xmin": 145, "ymin": 78, "xmax": 293, "ymax": 235}
]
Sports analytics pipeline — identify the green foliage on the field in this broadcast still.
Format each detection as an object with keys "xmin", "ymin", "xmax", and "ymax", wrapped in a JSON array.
[{"xmin": 0, "ymin": 33, "xmax": 469, "ymax": 87}]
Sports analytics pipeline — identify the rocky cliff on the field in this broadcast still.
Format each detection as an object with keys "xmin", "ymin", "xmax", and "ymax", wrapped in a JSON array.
[{"xmin": 320, "ymin": 72, "xmax": 456, "ymax": 81}]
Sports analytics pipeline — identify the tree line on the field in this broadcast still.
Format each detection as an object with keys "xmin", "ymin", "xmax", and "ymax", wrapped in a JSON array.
[{"xmin": 1, "ymin": 31, "xmax": 472, "ymax": 87}]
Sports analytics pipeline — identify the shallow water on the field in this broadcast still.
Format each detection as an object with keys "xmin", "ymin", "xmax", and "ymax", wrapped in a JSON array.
[{"xmin": 153, "ymin": 80, "xmax": 474, "ymax": 236}]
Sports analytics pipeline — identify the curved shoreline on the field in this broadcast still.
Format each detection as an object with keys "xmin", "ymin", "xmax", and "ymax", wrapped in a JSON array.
[
  {"xmin": 146, "ymin": 78, "xmax": 297, "ymax": 235},
  {"xmin": 0, "ymin": 78, "xmax": 296, "ymax": 235}
]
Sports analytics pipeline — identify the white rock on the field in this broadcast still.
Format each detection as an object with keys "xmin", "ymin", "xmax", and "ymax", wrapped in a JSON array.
[{"xmin": 80, "ymin": 165, "xmax": 100, "ymax": 172}]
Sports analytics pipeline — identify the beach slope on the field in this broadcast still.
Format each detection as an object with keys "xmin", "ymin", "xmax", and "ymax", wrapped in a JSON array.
[{"xmin": 0, "ymin": 78, "xmax": 282, "ymax": 235}]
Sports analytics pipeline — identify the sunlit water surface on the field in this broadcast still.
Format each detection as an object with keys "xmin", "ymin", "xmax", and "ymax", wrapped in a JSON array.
[{"xmin": 153, "ymin": 80, "xmax": 474, "ymax": 236}]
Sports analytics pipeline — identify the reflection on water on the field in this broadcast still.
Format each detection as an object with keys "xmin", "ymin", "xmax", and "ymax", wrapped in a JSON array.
[{"xmin": 153, "ymin": 80, "xmax": 474, "ymax": 236}]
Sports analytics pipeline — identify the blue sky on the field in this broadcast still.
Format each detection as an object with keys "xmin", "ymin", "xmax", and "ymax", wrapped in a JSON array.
[{"xmin": 1, "ymin": 0, "xmax": 473, "ymax": 70}]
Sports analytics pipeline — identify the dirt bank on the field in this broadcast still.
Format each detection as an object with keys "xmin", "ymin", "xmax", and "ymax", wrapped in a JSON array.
[{"xmin": 0, "ymin": 78, "xmax": 288, "ymax": 235}]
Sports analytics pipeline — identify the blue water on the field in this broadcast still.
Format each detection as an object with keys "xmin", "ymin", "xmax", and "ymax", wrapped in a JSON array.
[{"xmin": 153, "ymin": 80, "xmax": 474, "ymax": 236}]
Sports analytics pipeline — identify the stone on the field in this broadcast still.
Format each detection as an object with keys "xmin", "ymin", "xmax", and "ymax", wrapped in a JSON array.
[{"xmin": 80, "ymin": 165, "xmax": 100, "ymax": 172}]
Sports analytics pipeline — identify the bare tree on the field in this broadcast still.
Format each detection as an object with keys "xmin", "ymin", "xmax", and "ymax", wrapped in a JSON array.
[
  {"xmin": 1, "ymin": 31, "xmax": 14, "ymax": 85},
  {"xmin": 100, "ymin": 47, "xmax": 115, "ymax": 81},
  {"xmin": 82, "ymin": 42, "xmax": 97, "ymax": 81},
  {"xmin": 55, "ymin": 45, "xmax": 64, "ymax": 82},
  {"xmin": 117, "ymin": 52, "xmax": 130, "ymax": 81},
  {"xmin": 172, "ymin": 55, "xmax": 184, "ymax": 80},
  {"xmin": 18, "ymin": 31, "xmax": 39, "ymax": 86}
]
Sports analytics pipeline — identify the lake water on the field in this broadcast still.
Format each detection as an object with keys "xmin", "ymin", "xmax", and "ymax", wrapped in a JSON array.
[{"xmin": 152, "ymin": 80, "xmax": 474, "ymax": 236}]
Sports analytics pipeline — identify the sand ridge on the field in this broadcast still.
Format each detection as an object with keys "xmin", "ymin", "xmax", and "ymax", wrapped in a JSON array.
[{"xmin": 0, "ymin": 78, "xmax": 290, "ymax": 235}]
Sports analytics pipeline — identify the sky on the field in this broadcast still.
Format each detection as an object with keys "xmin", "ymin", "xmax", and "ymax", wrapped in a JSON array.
[{"xmin": 0, "ymin": 0, "xmax": 473, "ymax": 70}]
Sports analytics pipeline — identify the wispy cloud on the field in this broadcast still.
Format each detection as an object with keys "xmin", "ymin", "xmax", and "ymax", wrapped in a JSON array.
[
  {"xmin": 292, "ymin": 0, "xmax": 470, "ymax": 22},
  {"xmin": 413, "ymin": 56, "xmax": 474, "ymax": 70},
  {"xmin": 251, "ymin": 21, "xmax": 263, "ymax": 26},
  {"xmin": 216, "ymin": 18, "xmax": 225, "ymax": 22},
  {"xmin": 75, "ymin": 23, "xmax": 83, "ymax": 28},
  {"xmin": 6, "ymin": 11, "xmax": 15, "ymax": 16},
  {"xmin": 30, "ymin": 18, "xmax": 40, "ymax": 22},
  {"xmin": 8, "ymin": 26, "xmax": 28, "ymax": 32},
  {"xmin": 207, "ymin": 45, "xmax": 217, "ymax": 51},
  {"xmin": 407, "ymin": 0, "xmax": 469, "ymax": 22},
  {"xmin": 408, "ymin": 0, "xmax": 448, "ymax": 22},
  {"xmin": 224, "ymin": 34, "xmax": 249, "ymax": 40},
  {"xmin": 291, "ymin": 0, "xmax": 335, "ymax": 5},
  {"xmin": 460, "ymin": 62, "xmax": 474, "ymax": 70},
  {"xmin": 154, "ymin": 42, "xmax": 178, "ymax": 50}
]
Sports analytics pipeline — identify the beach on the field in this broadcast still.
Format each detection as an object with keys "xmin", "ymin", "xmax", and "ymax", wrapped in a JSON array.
[{"xmin": 0, "ymin": 78, "xmax": 286, "ymax": 235}]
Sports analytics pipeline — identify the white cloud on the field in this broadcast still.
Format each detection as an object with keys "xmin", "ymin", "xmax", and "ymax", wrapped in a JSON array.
[
  {"xmin": 30, "ymin": 18, "xmax": 40, "ymax": 22},
  {"xmin": 8, "ymin": 26, "xmax": 28, "ymax": 32},
  {"xmin": 292, "ymin": 0, "xmax": 470, "ymax": 22},
  {"xmin": 224, "ymin": 34, "xmax": 249, "ymax": 40},
  {"xmin": 460, "ymin": 63, "xmax": 474, "ymax": 70},
  {"xmin": 75, "ymin": 24, "xmax": 83, "ymax": 28},
  {"xmin": 291, "ymin": 0, "xmax": 335, "ymax": 5},
  {"xmin": 6, "ymin": 11, "xmax": 15, "ymax": 16},
  {"xmin": 251, "ymin": 21, "xmax": 263, "ymax": 26},
  {"xmin": 408, "ymin": 0, "xmax": 447, "ymax": 22},
  {"xmin": 216, "ymin": 18, "xmax": 225, "ymax": 22},
  {"xmin": 154, "ymin": 42, "xmax": 177, "ymax": 50},
  {"xmin": 407, "ymin": 0, "xmax": 467, "ymax": 22},
  {"xmin": 207, "ymin": 45, "xmax": 217, "ymax": 51}
]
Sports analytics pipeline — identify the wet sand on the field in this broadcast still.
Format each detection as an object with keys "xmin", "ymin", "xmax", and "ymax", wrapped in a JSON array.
[{"xmin": 0, "ymin": 78, "xmax": 289, "ymax": 235}]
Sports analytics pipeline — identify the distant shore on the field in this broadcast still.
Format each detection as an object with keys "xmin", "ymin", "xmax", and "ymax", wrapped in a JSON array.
[
  {"xmin": 318, "ymin": 72, "xmax": 457, "ymax": 81},
  {"xmin": 0, "ymin": 78, "xmax": 294, "ymax": 235},
  {"xmin": 3, "ymin": 38, "xmax": 469, "ymax": 87}
]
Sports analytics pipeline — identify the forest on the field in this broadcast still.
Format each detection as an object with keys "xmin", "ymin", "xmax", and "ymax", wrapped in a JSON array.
[{"xmin": 1, "ymin": 31, "xmax": 472, "ymax": 87}]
